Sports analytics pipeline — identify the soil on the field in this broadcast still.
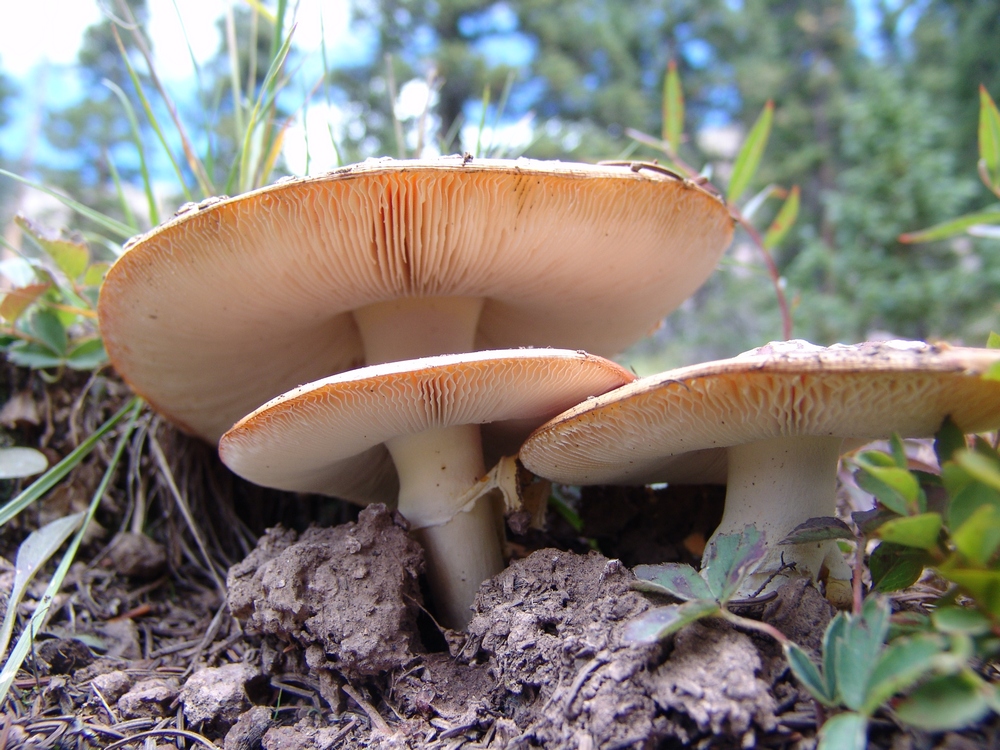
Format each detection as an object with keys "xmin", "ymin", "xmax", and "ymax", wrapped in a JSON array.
[{"xmin": 1, "ymin": 365, "xmax": 999, "ymax": 749}]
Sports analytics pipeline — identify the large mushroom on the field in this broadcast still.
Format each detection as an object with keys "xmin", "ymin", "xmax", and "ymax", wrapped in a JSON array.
[
  {"xmin": 520, "ymin": 340, "xmax": 1000, "ymax": 598},
  {"xmin": 97, "ymin": 156, "xmax": 733, "ymax": 444},
  {"xmin": 220, "ymin": 348, "xmax": 636, "ymax": 628}
]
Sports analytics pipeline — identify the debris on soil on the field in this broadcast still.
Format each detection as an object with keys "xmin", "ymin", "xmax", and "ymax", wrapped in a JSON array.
[
  {"xmin": 227, "ymin": 504, "xmax": 425, "ymax": 679},
  {"xmin": 117, "ymin": 676, "xmax": 180, "ymax": 718},
  {"xmin": 181, "ymin": 662, "xmax": 261, "ymax": 731},
  {"xmin": 99, "ymin": 531, "xmax": 168, "ymax": 578}
]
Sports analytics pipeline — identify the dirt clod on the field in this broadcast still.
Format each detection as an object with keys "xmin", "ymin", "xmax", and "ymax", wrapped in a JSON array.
[
  {"xmin": 117, "ymin": 676, "xmax": 180, "ymax": 719},
  {"xmin": 181, "ymin": 662, "xmax": 260, "ymax": 730},
  {"xmin": 227, "ymin": 504, "xmax": 424, "ymax": 679},
  {"xmin": 89, "ymin": 669, "xmax": 133, "ymax": 704}
]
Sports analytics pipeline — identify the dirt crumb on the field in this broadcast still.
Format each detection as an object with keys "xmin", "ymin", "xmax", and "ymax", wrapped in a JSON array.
[
  {"xmin": 117, "ymin": 676, "xmax": 180, "ymax": 719},
  {"xmin": 181, "ymin": 662, "xmax": 260, "ymax": 730},
  {"xmin": 227, "ymin": 504, "xmax": 424, "ymax": 678}
]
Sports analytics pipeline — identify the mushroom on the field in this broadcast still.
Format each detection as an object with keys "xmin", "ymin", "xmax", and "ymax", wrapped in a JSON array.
[
  {"xmin": 97, "ymin": 156, "xmax": 733, "ymax": 444},
  {"xmin": 219, "ymin": 348, "xmax": 636, "ymax": 628},
  {"xmin": 519, "ymin": 340, "xmax": 1000, "ymax": 598}
]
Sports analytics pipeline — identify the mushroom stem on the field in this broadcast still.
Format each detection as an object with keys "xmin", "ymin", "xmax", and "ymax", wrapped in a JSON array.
[
  {"xmin": 710, "ymin": 435, "xmax": 853, "ymax": 597},
  {"xmin": 353, "ymin": 296, "xmax": 484, "ymax": 364},
  {"xmin": 386, "ymin": 424, "xmax": 503, "ymax": 629}
]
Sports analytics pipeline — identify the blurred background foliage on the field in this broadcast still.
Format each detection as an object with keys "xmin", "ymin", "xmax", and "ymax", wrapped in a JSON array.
[{"xmin": 1, "ymin": 0, "xmax": 998, "ymax": 373}]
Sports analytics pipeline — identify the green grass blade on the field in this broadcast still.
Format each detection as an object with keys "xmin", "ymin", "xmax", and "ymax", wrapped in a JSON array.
[
  {"xmin": 105, "ymin": 152, "xmax": 138, "ymax": 231},
  {"xmin": 475, "ymin": 85, "xmax": 491, "ymax": 158},
  {"xmin": 485, "ymin": 71, "xmax": 515, "ymax": 157},
  {"xmin": 225, "ymin": 3, "xmax": 247, "ymax": 147},
  {"xmin": 319, "ymin": 9, "xmax": 343, "ymax": 168},
  {"xmin": 0, "ymin": 170, "xmax": 134, "ymax": 239},
  {"xmin": 662, "ymin": 59, "xmax": 684, "ymax": 156},
  {"xmin": 385, "ymin": 54, "xmax": 406, "ymax": 160},
  {"xmin": 979, "ymin": 85, "xmax": 1000, "ymax": 191},
  {"xmin": 898, "ymin": 209, "xmax": 1000, "ymax": 243},
  {"xmin": 110, "ymin": 26, "xmax": 195, "ymax": 202},
  {"xmin": 763, "ymin": 185, "xmax": 800, "ymax": 249},
  {"xmin": 728, "ymin": 100, "xmax": 774, "ymax": 204},
  {"xmin": 0, "ymin": 399, "xmax": 142, "ymax": 702},
  {"xmin": 0, "ymin": 397, "xmax": 141, "ymax": 527},
  {"xmin": 103, "ymin": 79, "xmax": 159, "ymax": 226}
]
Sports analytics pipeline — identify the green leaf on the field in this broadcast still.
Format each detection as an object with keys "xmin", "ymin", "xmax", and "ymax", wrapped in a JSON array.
[
  {"xmin": 5, "ymin": 341, "xmax": 64, "ymax": 369},
  {"xmin": 932, "ymin": 606, "xmax": 992, "ymax": 636},
  {"xmin": 28, "ymin": 309, "xmax": 67, "ymax": 356},
  {"xmin": 876, "ymin": 513, "xmax": 942, "ymax": 551},
  {"xmin": 986, "ymin": 362, "xmax": 1000, "ymax": 382},
  {"xmin": 864, "ymin": 635, "xmax": 943, "ymax": 713},
  {"xmin": 633, "ymin": 563, "xmax": 714, "ymax": 602},
  {"xmin": 703, "ymin": 525, "xmax": 767, "ymax": 603},
  {"xmin": 894, "ymin": 673, "xmax": 991, "ymax": 731},
  {"xmin": 988, "ymin": 332, "xmax": 1000, "ymax": 349},
  {"xmin": 980, "ymin": 85, "xmax": 1000, "ymax": 190},
  {"xmin": 898, "ymin": 209, "xmax": 1000, "ymax": 243},
  {"xmin": 835, "ymin": 598, "xmax": 892, "ymax": 711},
  {"xmin": 823, "ymin": 613, "xmax": 849, "ymax": 701},
  {"xmin": 817, "ymin": 712, "xmax": 868, "ymax": 750},
  {"xmin": 852, "ymin": 506, "xmax": 898, "ymax": 535},
  {"xmin": 952, "ymin": 504, "xmax": 1000, "ymax": 566},
  {"xmin": 935, "ymin": 416, "xmax": 968, "ymax": 465},
  {"xmin": 854, "ymin": 457, "xmax": 922, "ymax": 515},
  {"xmin": 869, "ymin": 542, "xmax": 930, "ymax": 592},
  {"xmin": 939, "ymin": 568, "xmax": 1000, "ymax": 617},
  {"xmin": 889, "ymin": 434, "xmax": 908, "ymax": 468},
  {"xmin": 13, "ymin": 216, "xmax": 89, "ymax": 280},
  {"xmin": 662, "ymin": 59, "xmax": 684, "ymax": 155},
  {"xmin": 81, "ymin": 262, "xmax": 111, "ymax": 289},
  {"xmin": 762, "ymin": 185, "xmax": 800, "ymax": 250},
  {"xmin": 65, "ymin": 339, "xmax": 108, "ymax": 371},
  {"xmin": 944, "ymin": 461, "xmax": 1000, "ymax": 529},
  {"xmin": 955, "ymin": 449, "xmax": 1000, "ymax": 491},
  {"xmin": 727, "ymin": 100, "xmax": 773, "ymax": 204},
  {"xmin": 780, "ymin": 516, "xmax": 855, "ymax": 545},
  {"xmin": 784, "ymin": 641, "xmax": 834, "ymax": 705},
  {"xmin": 621, "ymin": 600, "xmax": 720, "ymax": 644},
  {"xmin": 0, "ymin": 447, "xmax": 48, "ymax": 480}
]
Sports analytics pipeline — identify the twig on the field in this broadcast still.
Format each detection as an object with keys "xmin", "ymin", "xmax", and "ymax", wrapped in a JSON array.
[
  {"xmin": 342, "ymin": 683, "xmax": 393, "ymax": 736},
  {"xmin": 103, "ymin": 728, "xmax": 220, "ymax": 749}
]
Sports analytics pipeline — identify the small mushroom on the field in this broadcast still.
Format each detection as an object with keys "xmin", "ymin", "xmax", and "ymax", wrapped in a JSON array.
[
  {"xmin": 97, "ymin": 157, "xmax": 733, "ymax": 444},
  {"xmin": 520, "ymin": 340, "xmax": 1000, "ymax": 598},
  {"xmin": 219, "ymin": 348, "xmax": 635, "ymax": 628}
]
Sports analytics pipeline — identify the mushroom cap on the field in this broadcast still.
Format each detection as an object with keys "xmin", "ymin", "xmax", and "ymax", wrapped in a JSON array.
[
  {"xmin": 97, "ymin": 157, "xmax": 732, "ymax": 443},
  {"xmin": 218, "ymin": 348, "xmax": 636, "ymax": 504},
  {"xmin": 519, "ymin": 340, "xmax": 1000, "ymax": 486}
]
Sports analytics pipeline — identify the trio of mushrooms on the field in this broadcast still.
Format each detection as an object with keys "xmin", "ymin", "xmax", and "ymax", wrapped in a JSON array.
[{"xmin": 97, "ymin": 156, "xmax": 1000, "ymax": 628}]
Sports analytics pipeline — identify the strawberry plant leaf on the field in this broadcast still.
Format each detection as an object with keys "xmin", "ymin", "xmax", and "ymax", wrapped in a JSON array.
[
  {"xmin": 952, "ymin": 503, "xmax": 1000, "ymax": 566},
  {"xmin": 864, "ymin": 634, "xmax": 943, "ymax": 713},
  {"xmin": 932, "ymin": 606, "xmax": 992, "ymax": 636},
  {"xmin": 817, "ymin": 712, "xmax": 867, "ymax": 750},
  {"xmin": 703, "ymin": 525, "xmax": 767, "ymax": 603},
  {"xmin": 632, "ymin": 563, "xmax": 713, "ymax": 601},
  {"xmin": 893, "ymin": 673, "xmax": 992, "ymax": 731},
  {"xmin": 875, "ymin": 512, "xmax": 942, "ymax": 551},
  {"xmin": 784, "ymin": 641, "xmax": 835, "ymax": 705},
  {"xmin": 622, "ymin": 600, "xmax": 720, "ymax": 644}
]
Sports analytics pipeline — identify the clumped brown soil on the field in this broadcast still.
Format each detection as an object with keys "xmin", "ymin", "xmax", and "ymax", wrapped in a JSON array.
[{"xmin": 1, "ymin": 364, "xmax": 999, "ymax": 749}]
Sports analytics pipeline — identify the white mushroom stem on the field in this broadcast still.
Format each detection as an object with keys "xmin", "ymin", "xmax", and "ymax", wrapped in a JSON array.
[
  {"xmin": 709, "ymin": 435, "xmax": 853, "ymax": 599},
  {"xmin": 386, "ymin": 425, "xmax": 503, "ymax": 629},
  {"xmin": 355, "ymin": 296, "xmax": 502, "ymax": 628}
]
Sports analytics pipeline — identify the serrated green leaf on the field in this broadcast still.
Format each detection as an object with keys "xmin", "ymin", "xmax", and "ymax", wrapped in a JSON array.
[
  {"xmin": 980, "ymin": 85, "xmax": 1000, "ymax": 190},
  {"xmin": 869, "ymin": 542, "xmax": 930, "ymax": 592},
  {"xmin": 703, "ymin": 525, "xmax": 767, "ymax": 603},
  {"xmin": 864, "ymin": 635, "xmax": 943, "ymax": 713},
  {"xmin": 0, "ymin": 447, "xmax": 48, "ymax": 480},
  {"xmin": 932, "ymin": 606, "xmax": 992, "ymax": 636},
  {"xmin": 633, "ymin": 563, "xmax": 713, "ymax": 602},
  {"xmin": 935, "ymin": 416, "xmax": 968, "ymax": 465},
  {"xmin": 835, "ymin": 598, "xmax": 891, "ymax": 711},
  {"xmin": 5, "ymin": 341, "xmax": 64, "ymax": 369},
  {"xmin": 622, "ymin": 600, "xmax": 720, "ymax": 644},
  {"xmin": 14, "ymin": 216, "xmax": 89, "ymax": 280},
  {"xmin": 65, "ymin": 339, "xmax": 108, "ymax": 371},
  {"xmin": 780, "ymin": 516, "xmax": 855, "ymax": 544},
  {"xmin": 727, "ymin": 100, "xmax": 773, "ymax": 204},
  {"xmin": 817, "ymin": 712, "xmax": 868, "ymax": 750},
  {"xmin": 952, "ymin": 503, "xmax": 1000, "ymax": 566},
  {"xmin": 762, "ymin": 185, "xmax": 800, "ymax": 249},
  {"xmin": 876, "ymin": 513, "xmax": 942, "ymax": 551},
  {"xmin": 894, "ymin": 673, "xmax": 991, "ymax": 731},
  {"xmin": 662, "ymin": 59, "xmax": 684, "ymax": 155},
  {"xmin": 955, "ymin": 449, "xmax": 1000, "ymax": 491},
  {"xmin": 784, "ymin": 641, "xmax": 835, "ymax": 705},
  {"xmin": 988, "ymin": 332, "xmax": 1000, "ymax": 349},
  {"xmin": 898, "ymin": 210, "xmax": 1000, "ymax": 243}
]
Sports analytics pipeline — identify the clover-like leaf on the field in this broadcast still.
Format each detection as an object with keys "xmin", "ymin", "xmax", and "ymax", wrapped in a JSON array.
[
  {"xmin": 632, "ymin": 563, "xmax": 713, "ymax": 601},
  {"xmin": 622, "ymin": 600, "xmax": 720, "ymax": 644},
  {"xmin": 784, "ymin": 641, "xmax": 835, "ymax": 705},
  {"xmin": 703, "ymin": 525, "xmax": 767, "ymax": 603},
  {"xmin": 817, "ymin": 712, "xmax": 868, "ymax": 750},
  {"xmin": 893, "ymin": 673, "xmax": 992, "ymax": 731},
  {"xmin": 932, "ymin": 606, "xmax": 992, "ymax": 636},
  {"xmin": 875, "ymin": 512, "xmax": 942, "ymax": 551},
  {"xmin": 864, "ymin": 634, "xmax": 944, "ymax": 714}
]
